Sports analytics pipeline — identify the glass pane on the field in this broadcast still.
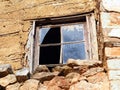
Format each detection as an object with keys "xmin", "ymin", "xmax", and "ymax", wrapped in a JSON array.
[
  {"xmin": 40, "ymin": 28, "xmax": 50, "ymax": 44},
  {"xmin": 61, "ymin": 24, "xmax": 84, "ymax": 42},
  {"xmin": 63, "ymin": 43, "xmax": 86, "ymax": 63},
  {"xmin": 40, "ymin": 27, "xmax": 61, "ymax": 44}
]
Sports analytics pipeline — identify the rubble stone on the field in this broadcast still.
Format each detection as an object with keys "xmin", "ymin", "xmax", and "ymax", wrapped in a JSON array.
[
  {"xmin": 87, "ymin": 72, "xmax": 109, "ymax": 83},
  {"xmin": 105, "ymin": 47, "xmax": 120, "ymax": 57},
  {"xmin": 48, "ymin": 76, "xmax": 70, "ymax": 90},
  {"xmin": 38, "ymin": 84, "xmax": 47, "ymax": 90},
  {"xmin": 19, "ymin": 79, "xmax": 39, "ymax": 90},
  {"xmin": 0, "ymin": 64, "xmax": 13, "ymax": 77},
  {"xmin": 69, "ymin": 79, "xmax": 109, "ymax": 90},
  {"xmin": 110, "ymin": 80, "xmax": 120, "ymax": 90},
  {"xmin": 107, "ymin": 59, "xmax": 120, "ymax": 70},
  {"xmin": 34, "ymin": 65, "xmax": 50, "ymax": 74},
  {"xmin": 82, "ymin": 67, "xmax": 104, "ymax": 77},
  {"xmin": 108, "ymin": 70, "xmax": 120, "ymax": 80},
  {"xmin": 0, "ymin": 74, "xmax": 17, "ymax": 87},
  {"xmin": 67, "ymin": 59, "xmax": 102, "ymax": 66},
  {"xmin": 6, "ymin": 83, "xmax": 21, "ymax": 90},
  {"xmin": 66, "ymin": 72, "xmax": 80, "ymax": 84},
  {"xmin": 102, "ymin": 0, "xmax": 120, "ymax": 13},
  {"xmin": 72, "ymin": 65, "xmax": 89, "ymax": 74},
  {"xmin": 15, "ymin": 68, "xmax": 30, "ymax": 82},
  {"xmin": 53, "ymin": 65, "xmax": 72, "ymax": 76},
  {"xmin": 32, "ymin": 72, "xmax": 56, "ymax": 82}
]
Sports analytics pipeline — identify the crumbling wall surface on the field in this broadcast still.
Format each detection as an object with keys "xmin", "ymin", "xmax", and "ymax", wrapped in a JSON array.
[
  {"xmin": 0, "ymin": 60, "xmax": 110, "ymax": 90},
  {"xmin": 0, "ymin": 0, "xmax": 96, "ymax": 70},
  {"xmin": 100, "ymin": 0, "xmax": 120, "ymax": 90}
]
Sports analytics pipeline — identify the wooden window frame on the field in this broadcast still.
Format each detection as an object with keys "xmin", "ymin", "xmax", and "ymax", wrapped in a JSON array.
[{"xmin": 31, "ymin": 13, "xmax": 98, "ymax": 72}]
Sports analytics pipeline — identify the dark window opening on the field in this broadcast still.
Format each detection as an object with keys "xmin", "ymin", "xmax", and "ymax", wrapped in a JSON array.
[{"xmin": 39, "ymin": 27, "xmax": 61, "ymax": 64}]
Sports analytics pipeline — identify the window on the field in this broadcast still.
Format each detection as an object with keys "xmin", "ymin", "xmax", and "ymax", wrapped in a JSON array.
[{"xmin": 32, "ymin": 14, "xmax": 98, "ymax": 71}]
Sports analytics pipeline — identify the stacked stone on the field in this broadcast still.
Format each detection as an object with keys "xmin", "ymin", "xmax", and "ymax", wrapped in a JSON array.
[
  {"xmin": 0, "ymin": 59, "xmax": 110, "ymax": 90},
  {"xmin": 100, "ymin": 0, "xmax": 120, "ymax": 90},
  {"xmin": 0, "ymin": 64, "xmax": 29, "ymax": 90}
]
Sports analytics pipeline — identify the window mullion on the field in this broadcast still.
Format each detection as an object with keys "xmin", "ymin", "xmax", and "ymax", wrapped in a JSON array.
[
  {"xmin": 60, "ymin": 26, "xmax": 63, "ymax": 64},
  {"xmin": 39, "ymin": 40, "xmax": 85, "ymax": 47}
]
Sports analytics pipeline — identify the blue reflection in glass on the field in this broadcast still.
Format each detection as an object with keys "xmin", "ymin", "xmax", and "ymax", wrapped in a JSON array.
[
  {"xmin": 40, "ymin": 28, "xmax": 50, "ymax": 44},
  {"xmin": 63, "ymin": 43, "xmax": 86, "ymax": 64},
  {"xmin": 61, "ymin": 24, "xmax": 84, "ymax": 42}
]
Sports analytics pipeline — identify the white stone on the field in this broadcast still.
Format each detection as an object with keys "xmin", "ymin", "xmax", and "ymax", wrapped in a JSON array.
[
  {"xmin": 101, "ymin": 12, "xmax": 110, "ymax": 28},
  {"xmin": 110, "ymin": 80, "xmax": 120, "ymax": 90},
  {"xmin": 108, "ymin": 70, "xmax": 120, "ymax": 80},
  {"xmin": 0, "ymin": 64, "xmax": 13, "ymax": 77},
  {"xmin": 108, "ymin": 29, "xmax": 120, "ymax": 38},
  {"xmin": 15, "ymin": 68, "xmax": 29, "ymax": 76},
  {"xmin": 102, "ymin": 0, "xmax": 120, "ymax": 12},
  {"xmin": 67, "ymin": 59, "xmax": 102, "ymax": 66},
  {"xmin": 107, "ymin": 59, "xmax": 120, "ymax": 70},
  {"xmin": 100, "ymin": 12, "xmax": 120, "ymax": 28}
]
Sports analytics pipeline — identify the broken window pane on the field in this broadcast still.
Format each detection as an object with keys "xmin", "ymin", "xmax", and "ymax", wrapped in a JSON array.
[
  {"xmin": 61, "ymin": 24, "xmax": 84, "ymax": 42},
  {"xmin": 40, "ymin": 27, "xmax": 61, "ymax": 44},
  {"xmin": 63, "ymin": 43, "xmax": 86, "ymax": 63},
  {"xmin": 40, "ymin": 28, "xmax": 50, "ymax": 44}
]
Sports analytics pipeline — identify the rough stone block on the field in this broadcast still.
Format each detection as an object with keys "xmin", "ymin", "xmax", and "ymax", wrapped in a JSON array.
[
  {"xmin": 19, "ymin": 79, "xmax": 39, "ymax": 90},
  {"xmin": 67, "ymin": 59, "xmax": 102, "ymax": 66},
  {"xmin": 108, "ymin": 28, "xmax": 120, "ymax": 38},
  {"xmin": 101, "ymin": 12, "xmax": 120, "ymax": 28},
  {"xmin": 0, "ymin": 74, "xmax": 17, "ymax": 87},
  {"xmin": 102, "ymin": 0, "xmax": 120, "ymax": 13},
  {"xmin": 34, "ymin": 65, "xmax": 50, "ymax": 74},
  {"xmin": 107, "ymin": 59, "xmax": 120, "ymax": 70},
  {"xmin": 69, "ymin": 79, "xmax": 109, "ymax": 90},
  {"xmin": 32, "ymin": 72, "xmax": 56, "ymax": 82},
  {"xmin": 52, "ymin": 65, "xmax": 72, "ymax": 76},
  {"xmin": 103, "ymin": 28, "xmax": 120, "ymax": 41},
  {"xmin": 0, "ymin": 64, "xmax": 13, "ymax": 77},
  {"xmin": 82, "ymin": 67, "xmax": 104, "ymax": 77},
  {"xmin": 6, "ymin": 83, "xmax": 21, "ymax": 90},
  {"xmin": 105, "ymin": 47, "xmax": 120, "ymax": 57},
  {"xmin": 110, "ymin": 80, "xmax": 120, "ymax": 90},
  {"xmin": 48, "ymin": 76, "xmax": 70, "ymax": 90},
  {"xmin": 87, "ymin": 72, "xmax": 109, "ymax": 83},
  {"xmin": 66, "ymin": 72, "xmax": 80, "ymax": 84},
  {"xmin": 108, "ymin": 70, "xmax": 120, "ymax": 80},
  {"xmin": 15, "ymin": 68, "xmax": 30, "ymax": 82}
]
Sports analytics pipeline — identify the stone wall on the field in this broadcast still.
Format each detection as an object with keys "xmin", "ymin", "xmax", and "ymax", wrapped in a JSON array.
[
  {"xmin": 100, "ymin": 0, "xmax": 120, "ymax": 90},
  {"xmin": 1, "ymin": 0, "xmax": 120, "ymax": 90},
  {"xmin": 0, "ymin": 0, "xmax": 96, "ymax": 70},
  {"xmin": 0, "ymin": 60, "xmax": 109, "ymax": 90}
]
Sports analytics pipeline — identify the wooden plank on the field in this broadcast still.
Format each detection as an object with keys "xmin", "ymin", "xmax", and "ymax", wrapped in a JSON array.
[
  {"xmin": 45, "ymin": 64, "xmax": 66, "ymax": 68},
  {"xmin": 60, "ymin": 27, "xmax": 63, "ymax": 64},
  {"xmin": 86, "ymin": 15, "xmax": 92, "ymax": 59},
  {"xmin": 39, "ymin": 41, "xmax": 85, "ymax": 47},
  {"xmin": 86, "ymin": 14, "xmax": 98, "ymax": 60},
  {"xmin": 29, "ymin": 21, "xmax": 35, "ymax": 73},
  {"xmin": 83, "ymin": 22, "xmax": 89, "ymax": 59},
  {"xmin": 33, "ymin": 27, "xmax": 40, "ymax": 71}
]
